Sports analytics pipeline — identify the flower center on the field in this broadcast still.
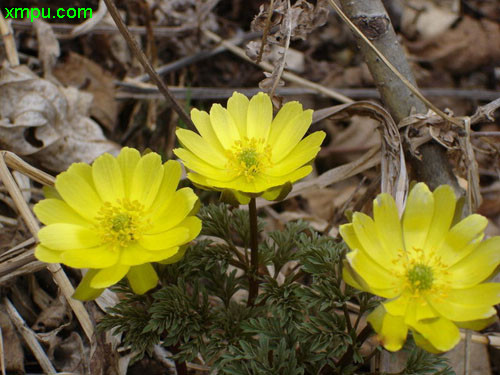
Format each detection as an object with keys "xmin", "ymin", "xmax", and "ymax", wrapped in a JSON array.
[
  {"xmin": 96, "ymin": 199, "xmax": 148, "ymax": 250},
  {"xmin": 239, "ymin": 148, "xmax": 259, "ymax": 168},
  {"xmin": 394, "ymin": 247, "xmax": 451, "ymax": 298},
  {"xmin": 226, "ymin": 137, "xmax": 272, "ymax": 181},
  {"xmin": 407, "ymin": 264, "xmax": 434, "ymax": 291}
]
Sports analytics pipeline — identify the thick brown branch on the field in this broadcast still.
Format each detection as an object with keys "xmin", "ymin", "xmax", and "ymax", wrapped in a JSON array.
[{"xmin": 337, "ymin": 0, "xmax": 461, "ymax": 194}]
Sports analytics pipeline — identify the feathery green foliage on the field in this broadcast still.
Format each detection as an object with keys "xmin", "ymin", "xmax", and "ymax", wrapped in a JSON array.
[{"xmin": 98, "ymin": 203, "xmax": 455, "ymax": 374}]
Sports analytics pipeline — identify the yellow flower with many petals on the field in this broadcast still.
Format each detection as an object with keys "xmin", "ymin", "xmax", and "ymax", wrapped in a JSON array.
[
  {"xmin": 34, "ymin": 147, "xmax": 201, "ymax": 300},
  {"xmin": 174, "ymin": 92, "xmax": 325, "ymax": 202},
  {"xmin": 341, "ymin": 183, "xmax": 500, "ymax": 353}
]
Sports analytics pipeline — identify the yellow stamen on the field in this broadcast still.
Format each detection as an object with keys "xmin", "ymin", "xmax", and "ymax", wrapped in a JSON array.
[
  {"xmin": 226, "ymin": 137, "xmax": 272, "ymax": 181},
  {"xmin": 95, "ymin": 199, "xmax": 149, "ymax": 250}
]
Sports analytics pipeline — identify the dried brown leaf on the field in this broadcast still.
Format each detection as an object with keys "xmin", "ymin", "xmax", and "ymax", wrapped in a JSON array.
[
  {"xmin": 53, "ymin": 52, "xmax": 118, "ymax": 131},
  {"xmin": 0, "ymin": 306, "xmax": 24, "ymax": 374},
  {"xmin": 33, "ymin": 19, "xmax": 60, "ymax": 77},
  {"xmin": 0, "ymin": 65, "xmax": 120, "ymax": 171},
  {"xmin": 407, "ymin": 16, "xmax": 500, "ymax": 74},
  {"xmin": 251, "ymin": 0, "xmax": 328, "ymax": 42}
]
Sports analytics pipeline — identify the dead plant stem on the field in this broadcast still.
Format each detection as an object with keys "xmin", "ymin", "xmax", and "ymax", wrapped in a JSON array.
[{"xmin": 102, "ymin": 0, "xmax": 195, "ymax": 132}]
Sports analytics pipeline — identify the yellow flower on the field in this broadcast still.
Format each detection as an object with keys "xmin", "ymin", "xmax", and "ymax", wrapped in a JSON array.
[
  {"xmin": 174, "ymin": 92, "xmax": 325, "ymax": 202},
  {"xmin": 341, "ymin": 183, "xmax": 500, "ymax": 353},
  {"xmin": 34, "ymin": 147, "xmax": 201, "ymax": 300}
]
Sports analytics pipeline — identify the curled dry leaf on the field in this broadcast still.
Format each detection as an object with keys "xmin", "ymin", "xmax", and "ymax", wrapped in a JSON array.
[
  {"xmin": 51, "ymin": 332, "xmax": 86, "ymax": 373},
  {"xmin": 32, "ymin": 295, "xmax": 71, "ymax": 333},
  {"xmin": 0, "ymin": 64, "xmax": 120, "ymax": 172},
  {"xmin": 407, "ymin": 16, "xmax": 500, "ymax": 74},
  {"xmin": 53, "ymin": 52, "xmax": 118, "ymax": 131},
  {"xmin": 401, "ymin": 0, "xmax": 460, "ymax": 39}
]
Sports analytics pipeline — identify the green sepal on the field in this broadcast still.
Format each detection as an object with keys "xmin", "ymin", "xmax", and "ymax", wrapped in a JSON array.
[
  {"xmin": 127, "ymin": 263, "xmax": 159, "ymax": 294},
  {"xmin": 220, "ymin": 189, "xmax": 248, "ymax": 206},
  {"xmin": 261, "ymin": 181, "xmax": 293, "ymax": 201},
  {"xmin": 73, "ymin": 269, "xmax": 104, "ymax": 301},
  {"xmin": 159, "ymin": 245, "xmax": 188, "ymax": 265}
]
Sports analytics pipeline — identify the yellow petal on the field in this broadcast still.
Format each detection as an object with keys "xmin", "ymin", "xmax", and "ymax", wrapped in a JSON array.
[
  {"xmin": 55, "ymin": 168, "xmax": 102, "ymax": 222},
  {"xmin": 227, "ymin": 92, "xmax": 249, "ymax": 138},
  {"xmin": 404, "ymin": 298, "xmax": 437, "ymax": 325},
  {"xmin": 383, "ymin": 293, "xmax": 410, "ymax": 316},
  {"xmin": 412, "ymin": 331, "xmax": 441, "ymax": 354},
  {"xmin": 343, "ymin": 259, "xmax": 396, "ymax": 298},
  {"xmin": 429, "ymin": 284, "xmax": 500, "ymax": 322},
  {"xmin": 268, "ymin": 101, "xmax": 303, "ymax": 146},
  {"xmin": 127, "ymin": 263, "xmax": 158, "ymax": 294},
  {"xmin": 61, "ymin": 245, "xmax": 119, "ymax": 269},
  {"xmin": 149, "ymin": 160, "xmax": 182, "ymax": 218},
  {"xmin": 210, "ymin": 104, "xmax": 240, "ymax": 148},
  {"xmin": 246, "ymin": 92, "xmax": 272, "ymax": 141},
  {"xmin": 410, "ymin": 317, "xmax": 460, "ymax": 352},
  {"xmin": 367, "ymin": 305, "xmax": 408, "ymax": 352},
  {"xmin": 159, "ymin": 245, "xmax": 186, "ymax": 264},
  {"xmin": 43, "ymin": 185, "xmax": 61, "ymax": 199},
  {"xmin": 265, "ymin": 131, "xmax": 325, "ymax": 176},
  {"xmin": 186, "ymin": 172, "xmax": 213, "ymax": 190},
  {"xmin": 343, "ymin": 261, "xmax": 368, "ymax": 291},
  {"xmin": 211, "ymin": 165, "xmax": 312, "ymax": 194},
  {"xmin": 176, "ymin": 128, "xmax": 227, "ymax": 168},
  {"xmin": 92, "ymin": 153, "xmax": 125, "ymax": 203},
  {"xmin": 448, "ymin": 283, "xmax": 500, "ymax": 306},
  {"xmin": 402, "ymin": 183, "xmax": 434, "ymax": 251},
  {"xmin": 139, "ymin": 227, "xmax": 190, "ymax": 251},
  {"xmin": 38, "ymin": 223, "xmax": 101, "ymax": 250},
  {"xmin": 437, "ymin": 214, "xmax": 488, "ymax": 266},
  {"xmin": 120, "ymin": 243, "xmax": 153, "ymax": 265},
  {"xmin": 373, "ymin": 192, "xmax": 404, "ymax": 254},
  {"xmin": 35, "ymin": 245, "xmax": 62, "ymax": 263},
  {"xmin": 445, "ymin": 236, "xmax": 500, "ymax": 288},
  {"xmin": 352, "ymin": 212, "xmax": 400, "ymax": 270},
  {"xmin": 117, "ymin": 147, "xmax": 141, "ymax": 198},
  {"xmin": 181, "ymin": 216, "xmax": 202, "ymax": 241},
  {"xmin": 174, "ymin": 148, "xmax": 237, "ymax": 182},
  {"xmin": 340, "ymin": 223, "xmax": 362, "ymax": 252},
  {"xmin": 90, "ymin": 264, "xmax": 130, "ymax": 289},
  {"xmin": 427, "ymin": 294, "xmax": 496, "ymax": 322},
  {"xmin": 34, "ymin": 198, "xmax": 91, "ymax": 227},
  {"xmin": 148, "ymin": 246, "xmax": 181, "ymax": 263},
  {"xmin": 65, "ymin": 162, "xmax": 95, "ymax": 188},
  {"xmin": 72, "ymin": 270, "xmax": 104, "ymax": 301},
  {"xmin": 455, "ymin": 316, "xmax": 497, "ymax": 330},
  {"xmin": 148, "ymin": 188, "xmax": 198, "ymax": 233},
  {"xmin": 423, "ymin": 185, "xmax": 456, "ymax": 250},
  {"xmin": 271, "ymin": 109, "xmax": 313, "ymax": 163},
  {"xmin": 367, "ymin": 304, "xmax": 385, "ymax": 333},
  {"xmin": 346, "ymin": 249, "xmax": 401, "ymax": 294},
  {"xmin": 130, "ymin": 152, "xmax": 164, "ymax": 209},
  {"xmin": 191, "ymin": 108, "xmax": 226, "ymax": 155}
]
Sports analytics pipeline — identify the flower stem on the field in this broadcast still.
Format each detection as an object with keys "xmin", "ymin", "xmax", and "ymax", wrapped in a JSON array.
[{"xmin": 247, "ymin": 198, "xmax": 259, "ymax": 306}]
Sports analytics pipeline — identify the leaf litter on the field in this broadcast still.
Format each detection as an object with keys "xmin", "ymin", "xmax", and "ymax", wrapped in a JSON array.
[{"xmin": 0, "ymin": 0, "xmax": 499, "ymax": 373}]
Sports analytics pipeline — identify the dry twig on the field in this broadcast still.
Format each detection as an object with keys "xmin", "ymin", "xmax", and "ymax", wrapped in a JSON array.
[
  {"xmin": 4, "ymin": 298, "xmax": 56, "ymax": 374},
  {"xmin": 102, "ymin": 0, "xmax": 195, "ymax": 132},
  {"xmin": 0, "ymin": 152, "xmax": 94, "ymax": 342}
]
